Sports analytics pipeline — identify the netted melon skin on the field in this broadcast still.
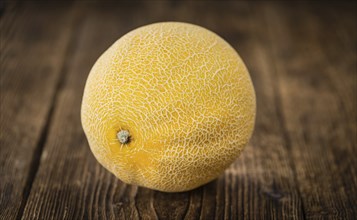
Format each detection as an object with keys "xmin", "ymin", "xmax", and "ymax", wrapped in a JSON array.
[{"xmin": 81, "ymin": 22, "xmax": 256, "ymax": 192}]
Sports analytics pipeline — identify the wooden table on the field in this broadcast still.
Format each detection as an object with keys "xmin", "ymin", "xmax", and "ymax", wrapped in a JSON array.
[{"xmin": 1, "ymin": 1, "xmax": 356, "ymax": 219}]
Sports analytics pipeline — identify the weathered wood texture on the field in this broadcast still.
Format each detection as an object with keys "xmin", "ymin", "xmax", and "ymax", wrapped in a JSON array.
[
  {"xmin": 0, "ymin": 2, "xmax": 77, "ymax": 219},
  {"xmin": 0, "ymin": 1, "xmax": 356, "ymax": 219}
]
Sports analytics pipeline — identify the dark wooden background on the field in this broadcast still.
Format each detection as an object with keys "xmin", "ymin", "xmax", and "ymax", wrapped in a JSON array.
[{"xmin": 1, "ymin": 0, "xmax": 356, "ymax": 219}]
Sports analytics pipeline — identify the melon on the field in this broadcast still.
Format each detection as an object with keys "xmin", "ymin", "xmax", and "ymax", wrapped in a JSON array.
[{"xmin": 81, "ymin": 22, "xmax": 256, "ymax": 192}]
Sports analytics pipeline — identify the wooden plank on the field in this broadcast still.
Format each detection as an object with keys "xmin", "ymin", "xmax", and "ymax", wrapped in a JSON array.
[
  {"xmin": 263, "ymin": 2, "xmax": 357, "ymax": 218},
  {"xmin": 308, "ymin": 3, "xmax": 357, "ymax": 142},
  {"xmin": 0, "ymin": 2, "xmax": 77, "ymax": 219}
]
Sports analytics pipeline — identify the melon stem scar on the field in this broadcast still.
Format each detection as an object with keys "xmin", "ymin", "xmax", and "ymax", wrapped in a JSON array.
[{"xmin": 117, "ymin": 130, "xmax": 130, "ymax": 144}]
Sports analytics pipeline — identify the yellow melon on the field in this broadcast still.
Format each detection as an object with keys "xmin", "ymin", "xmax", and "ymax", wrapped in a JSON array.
[{"xmin": 81, "ymin": 22, "xmax": 256, "ymax": 192}]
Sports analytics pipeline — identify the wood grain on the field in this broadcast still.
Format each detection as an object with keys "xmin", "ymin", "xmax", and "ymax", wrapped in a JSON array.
[
  {"xmin": 0, "ymin": 2, "xmax": 77, "ymax": 219},
  {"xmin": 0, "ymin": 1, "xmax": 356, "ymax": 219},
  {"xmin": 263, "ymin": 2, "xmax": 357, "ymax": 218}
]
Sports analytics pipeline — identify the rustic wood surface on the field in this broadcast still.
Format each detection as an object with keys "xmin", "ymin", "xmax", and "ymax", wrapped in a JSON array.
[{"xmin": 1, "ymin": 1, "xmax": 356, "ymax": 219}]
